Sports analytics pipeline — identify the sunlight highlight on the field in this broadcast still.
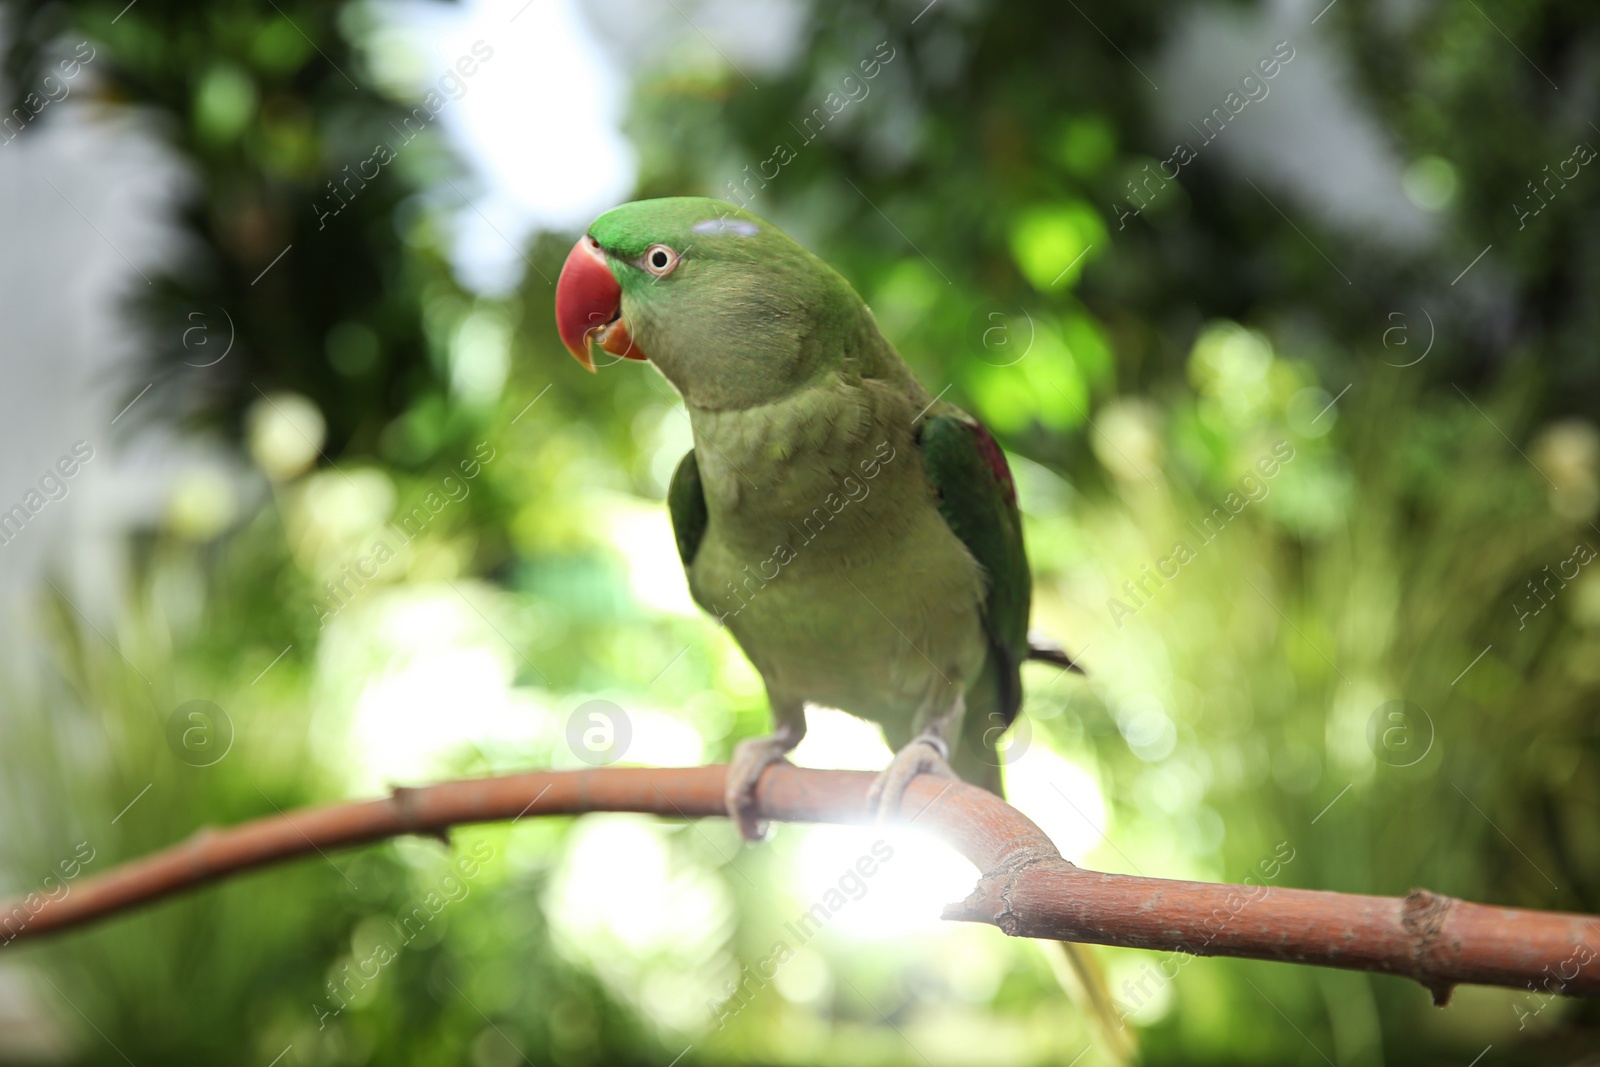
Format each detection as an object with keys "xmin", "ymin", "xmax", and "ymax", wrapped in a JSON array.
[
  {"xmin": 377, "ymin": 0, "xmax": 636, "ymax": 293},
  {"xmin": 786, "ymin": 823, "xmax": 977, "ymax": 942},
  {"xmin": 789, "ymin": 706, "xmax": 892, "ymax": 771},
  {"xmin": 1002, "ymin": 743, "xmax": 1110, "ymax": 867}
]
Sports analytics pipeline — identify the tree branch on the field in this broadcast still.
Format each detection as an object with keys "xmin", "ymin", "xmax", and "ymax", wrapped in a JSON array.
[{"xmin": 5, "ymin": 765, "xmax": 1597, "ymax": 1003}]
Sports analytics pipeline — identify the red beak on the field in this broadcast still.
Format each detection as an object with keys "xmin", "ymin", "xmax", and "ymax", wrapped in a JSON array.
[{"xmin": 555, "ymin": 235, "xmax": 648, "ymax": 371}]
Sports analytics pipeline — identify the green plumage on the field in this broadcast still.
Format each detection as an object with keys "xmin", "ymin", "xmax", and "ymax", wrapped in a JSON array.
[
  {"xmin": 665, "ymin": 406, "xmax": 1028, "ymax": 793},
  {"xmin": 918, "ymin": 412, "xmax": 1032, "ymax": 793},
  {"xmin": 599, "ymin": 197, "xmax": 1034, "ymax": 794},
  {"xmin": 667, "ymin": 450, "xmax": 708, "ymax": 567},
  {"xmin": 917, "ymin": 415, "xmax": 1030, "ymax": 662}
]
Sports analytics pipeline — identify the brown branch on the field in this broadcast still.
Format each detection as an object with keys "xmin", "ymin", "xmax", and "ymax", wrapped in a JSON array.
[{"xmin": 4, "ymin": 765, "xmax": 1598, "ymax": 1003}]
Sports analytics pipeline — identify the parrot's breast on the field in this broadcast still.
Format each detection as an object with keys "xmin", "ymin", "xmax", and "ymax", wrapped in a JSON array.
[{"xmin": 683, "ymin": 375, "xmax": 987, "ymax": 735}]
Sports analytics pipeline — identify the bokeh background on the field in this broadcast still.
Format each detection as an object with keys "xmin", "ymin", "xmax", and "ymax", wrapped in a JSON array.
[{"xmin": 0, "ymin": 0, "xmax": 1596, "ymax": 1063}]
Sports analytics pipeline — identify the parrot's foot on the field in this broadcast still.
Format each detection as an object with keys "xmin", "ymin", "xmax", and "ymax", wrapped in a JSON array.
[
  {"xmin": 725, "ymin": 727, "xmax": 801, "ymax": 842},
  {"xmin": 865, "ymin": 734, "xmax": 960, "ymax": 824}
]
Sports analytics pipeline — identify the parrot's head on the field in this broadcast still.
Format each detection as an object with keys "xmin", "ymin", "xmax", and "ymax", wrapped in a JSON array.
[{"xmin": 555, "ymin": 197, "xmax": 880, "ymax": 410}]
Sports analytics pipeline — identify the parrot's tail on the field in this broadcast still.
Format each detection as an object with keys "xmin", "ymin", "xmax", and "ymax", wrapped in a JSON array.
[
  {"xmin": 1025, "ymin": 633, "xmax": 1086, "ymax": 673},
  {"xmin": 1042, "ymin": 939, "xmax": 1138, "ymax": 1065}
]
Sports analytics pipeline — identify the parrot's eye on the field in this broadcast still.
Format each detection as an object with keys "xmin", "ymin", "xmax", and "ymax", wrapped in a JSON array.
[{"xmin": 643, "ymin": 244, "xmax": 680, "ymax": 277}]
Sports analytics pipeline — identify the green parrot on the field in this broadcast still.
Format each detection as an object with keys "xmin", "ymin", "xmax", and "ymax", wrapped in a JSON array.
[
  {"xmin": 555, "ymin": 196, "xmax": 1127, "ymax": 1057},
  {"xmin": 554, "ymin": 196, "xmax": 1082, "ymax": 825}
]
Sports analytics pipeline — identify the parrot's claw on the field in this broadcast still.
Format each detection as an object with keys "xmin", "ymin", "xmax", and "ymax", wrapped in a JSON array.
[
  {"xmin": 724, "ymin": 733, "xmax": 798, "ymax": 842},
  {"xmin": 865, "ymin": 735, "xmax": 959, "ymax": 824}
]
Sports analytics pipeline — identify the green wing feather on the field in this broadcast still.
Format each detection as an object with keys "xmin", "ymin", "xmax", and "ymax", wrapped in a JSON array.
[
  {"xmin": 667, "ymin": 449, "xmax": 709, "ymax": 567},
  {"xmin": 918, "ymin": 411, "xmax": 1031, "ymax": 673},
  {"xmin": 917, "ymin": 410, "xmax": 1032, "ymax": 792}
]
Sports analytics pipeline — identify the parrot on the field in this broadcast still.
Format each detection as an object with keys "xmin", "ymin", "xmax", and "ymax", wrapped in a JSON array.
[{"xmin": 553, "ymin": 196, "xmax": 1129, "ymax": 1058}]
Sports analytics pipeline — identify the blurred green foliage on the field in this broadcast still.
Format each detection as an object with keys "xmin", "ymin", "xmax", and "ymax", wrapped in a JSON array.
[{"xmin": 2, "ymin": 0, "xmax": 1599, "ymax": 1064}]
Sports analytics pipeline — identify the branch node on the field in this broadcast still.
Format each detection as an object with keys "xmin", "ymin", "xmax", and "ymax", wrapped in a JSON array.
[
  {"xmin": 1402, "ymin": 887, "xmax": 1459, "ymax": 1006},
  {"xmin": 183, "ymin": 825, "xmax": 220, "ymax": 877},
  {"xmin": 389, "ymin": 785, "xmax": 450, "ymax": 846}
]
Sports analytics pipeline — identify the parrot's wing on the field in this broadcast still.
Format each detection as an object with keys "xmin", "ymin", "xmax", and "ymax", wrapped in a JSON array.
[
  {"xmin": 920, "ymin": 418, "xmax": 1125, "ymax": 1060},
  {"xmin": 917, "ymin": 410, "xmax": 1031, "ymax": 725},
  {"xmin": 667, "ymin": 449, "xmax": 709, "ymax": 567}
]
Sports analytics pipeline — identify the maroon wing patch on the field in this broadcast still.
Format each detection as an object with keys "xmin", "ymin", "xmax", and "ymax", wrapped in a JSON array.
[{"xmin": 966, "ymin": 420, "xmax": 1017, "ymax": 505}]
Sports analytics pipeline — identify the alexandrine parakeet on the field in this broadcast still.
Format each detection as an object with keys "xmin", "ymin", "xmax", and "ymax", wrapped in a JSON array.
[
  {"xmin": 554, "ymin": 198, "xmax": 1127, "ymax": 1056},
  {"xmin": 554, "ymin": 197, "xmax": 1082, "ymax": 828}
]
